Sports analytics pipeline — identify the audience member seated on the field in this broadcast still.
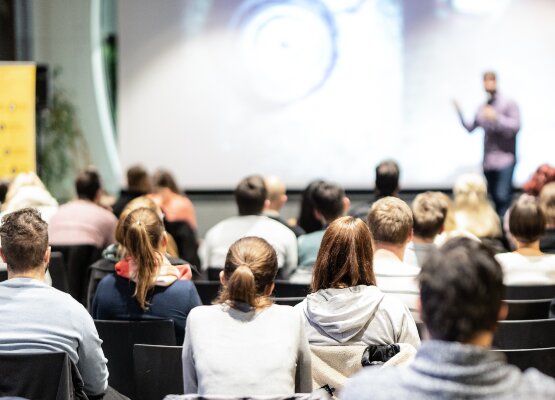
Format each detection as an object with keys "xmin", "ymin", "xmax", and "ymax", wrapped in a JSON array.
[
  {"xmin": 48, "ymin": 168, "xmax": 117, "ymax": 248},
  {"xmin": 183, "ymin": 236, "xmax": 312, "ymax": 396},
  {"xmin": 404, "ymin": 191, "xmax": 449, "ymax": 267},
  {"xmin": 540, "ymin": 182, "xmax": 555, "ymax": 253},
  {"xmin": 294, "ymin": 180, "xmax": 325, "ymax": 235},
  {"xmin": 495, "ymin": 195, "xmax": 555, "ymax": 285},
  {"xmin": 295, "ymin": 216, "xmax": 420, "ymax": 347},
  {"xmin": 291, "ymin": 182, "xmax": 349, "ymax": 282},
  {"xmin": 112, "ymin": 165, "xmax": 151, "ymax": 217},
  {"xmin": 349, "ymin": 159, "xmax": 400, "ymax": 220},
  {"xmin": 448, "ymin": 173, "xmax": 503, "ymax": 251},
  {"xmin": 0, "ymin": 208, "xmax": 108, "ymax": 397},
  {"xmin": 0, "ymin": 172, "xmax": 58, "ymax": 222},
  {"xmin": 200, "ymin": 175, "xmax": 297, "ymax": 277},
  {"xmin": 263, "ymin": 175, "xmax": 304, "ymax": 237},
  {"xmin": 368, "ymin": 197, "xmax": 420, "ymax": 320},
  {"xmin": 342, "ymin": 238, "xmax": 555, "ymax": 400},
  {"xmin": 92, "ymin": 207, "xmax": 199, "ymax": 343},
  {"xmin": 150, "ymin": 169, "xmax": 198, "ymax": 230}
]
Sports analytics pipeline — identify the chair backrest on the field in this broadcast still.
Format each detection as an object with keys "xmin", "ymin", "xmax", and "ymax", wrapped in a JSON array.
[
  {"xmin": 273, "ymin": 281, "xmax": 310, "ymax": 298},
  {"xmin": 504, "ymin": 299, "xmax": 552, "ymax": 320},
  {"xmin": 51, "ymin": 245, "xmax": 102, "ymax": 306},
  {"xmin": 86, "ymin": 258, "xmax": 116, "ymax": 310},
  {"xmin": 133, "ymin": 344, "xmax": 184, "ymax": 400},
  {"xmin": 0, "ymin": 269, "xmax": 7, "ymax": 282},
  {"xmin": 493, "ymin": 347, "xmax": 555, "ymax": 378},
  {"xmin": 493, "ymin": 319, "xmax": 555, "ymax": 350},
  {"xmin": 49, "ymin": 251, "xmax": 69, "ymax": 293},
  {"xmin": 505, "ymin": 284, "xmax": 555, "ymax": 300},
  {"xmin": 94, "ymin": 319, "xmax": 177, "ymax": 399},
  {"xmin": 164, "ymin": 220, "xmax": 200, "ymax": 267},
  {"xmin": 194, "ymin": 280, "xmax": 221, "ymax": 305},
  {"xmin": 207, "ymin": 267, "xmax": 223, "ymax": 281},
  {"xmin": 0, "ymin": 351, "xmax": 86, "ymax": 400},
  {"xmin": 273, "ymin": 297, "xmax": 305, "ymax": 307}
]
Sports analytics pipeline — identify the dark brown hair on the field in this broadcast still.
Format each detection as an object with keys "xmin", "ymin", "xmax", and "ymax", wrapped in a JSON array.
[
  {"xmin": 153, "ymin": 169, "xmax": 180, "ymax": 194},
  {"xmin": 234, "ymin": 175, "xmax": 267, "ymax": 216},
  {"xmin": 311, "ymin": 216, "xmax": 376, "ymax": 292},
  {"xmin": 509, "ymin": 195, "xmax": 546, "ymax": 244},
  {"xmin": 121, "ymin": 207, "xmax": 165, "ymax": 310},
  {"xmin": 127, "ymin": 165, "xmax": 151, "ymax": 193},
  {"xmin": 412, "ymin": 192, "xmax": 449, "ymax": 239},
  {"xmin": 0, "ymin": 208, "xmax": 48, "ymax": 272},
  {"xmin": 367, "ymin": 197, "xmax": 413, "ymax": 245},
  {"xmin": 375, "ymin": 160, "xmax": 400, "ymax": 198},
  {"xmin": 75, "ymin": 167, "xmax": 101, "ymax": 201},
  {"xmin": 216, "ymin": 237, "xmax": 277, "ymax": 309},
  {"xmin": 312, "ymin": 182, "xmax": 345, "ymax": 222}
]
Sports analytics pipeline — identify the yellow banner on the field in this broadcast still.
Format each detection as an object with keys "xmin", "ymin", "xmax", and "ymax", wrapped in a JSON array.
[{"xmin": 0, "ymin": 63, "xmax": 36, "ymax": 178}]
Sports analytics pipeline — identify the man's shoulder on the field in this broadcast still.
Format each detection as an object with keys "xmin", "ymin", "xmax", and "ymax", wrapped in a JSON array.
[
  {"xmin": 517, "ymin": 368, "xmax": 555, "ymax": 397},
  {"xmin": 342, "ymin": 366, "xmax": 406, "ymax": 399}
]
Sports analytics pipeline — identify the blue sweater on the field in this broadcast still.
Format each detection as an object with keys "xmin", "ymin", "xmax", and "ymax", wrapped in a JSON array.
[{"xmin": 92, "ymin": 274, "xmax": 201, "ymax": 344}]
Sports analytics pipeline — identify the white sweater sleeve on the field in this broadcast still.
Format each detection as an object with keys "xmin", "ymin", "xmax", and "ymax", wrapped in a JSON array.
[{"xmin": 182, "ymin": 313, "xmax": 198, "ymax": 394}]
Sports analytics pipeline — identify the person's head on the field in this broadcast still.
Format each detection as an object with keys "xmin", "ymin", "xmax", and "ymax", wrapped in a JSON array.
[
  {"xmin": 0, "ymin": 208, "xmax": 50, "ymax": 275},
  {"xmin": 453, "ymin": 173, "xmax": 489, "ymax": 207},
  {"xmin": 509, "ymin": 195, "xmax": 546, "ymax": 245},
  {"xmin": 483, "ymin": 70, "xmax": 497, "ymax": 95},
  {"xmin": 411, "ymin": 192, "xmax": 449, "ymax": 240},
  {"xmin": 216, "ymin": 236, "xmax": 278, "ymax": 309},
  {"xmin": 312, "ymin": 182, "xmax": 349, "ymax": 224},
  {"xmin": 375, "ymin": 160, "xmax": 400, "ymax": 199},
  {"xmin": 120, "ymin": 207, "xmax": 167, "ymax": 310},
  {"xmin": 152, "ymin": 169, "xmax": 179, "ymax": 194},
  {"xmin": 419, "ymin": 237, "xmax": 505, "ymax": 344},
  {"xmin": 311, "ymin": 216, "xmax": 376, "ymax": 292},
  {"xmin": 264, "ymin": 176, "xmax": 287, "ymax": 212},
  {"xmin": 297, "ymin": 179, "xmax": 325, "ymax": 234},
  {"xmin": 115, "ymin": 196, "xmax": 164, "ymax": 244},
  {"xmin": 75, "ymin": 167, "xmax": 102, "ymax": 201},
  {"xmin": 539, "ymin": 182, "xmax": 555, "ymax": 228},
  {"xmin": 234, "ymin": 175, "xmax": 268, "ymax": 216},
  {"xmin": 126, "ymin": 165, "xmax": 151, "ymax": 193},
  {"xmin": 367, "ymin": 197, "xmax": 413, "ymax": 246}
]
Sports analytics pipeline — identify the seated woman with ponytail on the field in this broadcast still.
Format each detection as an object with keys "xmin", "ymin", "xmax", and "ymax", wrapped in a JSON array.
[
  {"xmin": 92, "ymin": 207, "xmax": 200, "ymax": 343},
  {"xmin": 182, "ymin": 236, "xmax": 312, "ymax": 396}
]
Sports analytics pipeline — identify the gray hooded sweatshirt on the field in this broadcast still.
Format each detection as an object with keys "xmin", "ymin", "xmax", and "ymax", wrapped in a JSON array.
[{"xmin": 295, "ymin": 285, "xmax": 420, "ymax": 348}]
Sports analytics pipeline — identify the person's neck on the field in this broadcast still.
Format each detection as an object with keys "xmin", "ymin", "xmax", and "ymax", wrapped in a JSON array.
[
  {"xmin": 375, "ymin": 242, "xmax": 406, "ymax": 261},
  {"xmin": 515, "ymin": 240, "xmax": 543, "ymax": 256},
  {"xmin": 8, "ymin": 267, "xmax": 46, "ymax": 281},
  {"xmin": 464, "ymin": 331, "xmax": 494, "ymax": 349},
  {"xmin": 413, "ymin": 236, "xmax": 435, "ymax": 245}
]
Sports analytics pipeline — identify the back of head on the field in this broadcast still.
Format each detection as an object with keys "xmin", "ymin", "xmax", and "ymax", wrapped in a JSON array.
[
  {"xmin": 375, "ymin": 160, "xmax": 400, "ymax": 198},
  {"xmin": 75, "ymin": 167, "xmax": 101, "ymax": 201},
  {"xmin": 126, "ymin": 165, "xmax": 150, "ymax": 193},
  {"xmin": 0, "ymin": 208, "xmax": 48, "ymax": 273},
  {"xmin": 367, "ymin": 197, "xmax": 413, "ymax": 245},
  {"xmin": 121, "ymin": 207, "xmax": 165, "ymax": 310},
  {"xmin": 412, "ymin": 192, "xmax": 449, "ymax": 239},
  {"xmin": 264, "ymin": 176, "xmax": 286, "ymax": 210},
  {"xmin": 453, "ymin": 173, "xmax": 488, "ymax": 207},
  {"xmin": 419, "ymin": 237, "xmax": 504, "ymax": 343},
  {"xmin": 217, "ymin": 236, "xmax": 278, "ymax": 309},
  {"xmin": 540, "ymin": 182, "xmax": 555, "ymax": 227},
  {"xmin": 115, "ymin": 196, "xmax": 163, "ymax": 244},
  {"xmin": 298, "ymin": 179, "xmax": 325, "ymax": 234},
  {"xmin": 234, "ymin": 175, "xmax": 267, "ymax": 216},
  {"xmin": 152, "ymin": 169, "xmax": 179, "ymax": 194},
  {"xmin": 509, "ymin": 195, "xmax": 546, "ymax": 244},
  {"xmin": 312, "ymin": 182, "xmax": 346, "ymax": 223},
  {"xmin": 312, "ymin": 216, "xmax": 375, "ymax": 292}
]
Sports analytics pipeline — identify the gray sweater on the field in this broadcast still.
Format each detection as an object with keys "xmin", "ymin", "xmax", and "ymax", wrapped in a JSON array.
[
  {"xmin": 0, "ymin": 278, "xmax": 109, "ymax": 396},
  {"xmin": 342, "ymin": 340, "xmax": 555, "ymax": 399},
  {"xmin": 182, "ymin": 303, "xmax": 312, "ymax": 396}
]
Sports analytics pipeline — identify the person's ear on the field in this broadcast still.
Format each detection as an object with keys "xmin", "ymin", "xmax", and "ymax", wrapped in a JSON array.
[
  {"xmin": 160, "ymin": 231, "xmax": 169, "ymax": 248},
  {"xmin": 219, "ymin": 270, "xmax": 226, "ymax": 286},
  {"xmin": 265, "ymin": 282, "xmax": 275, "ymax": 296},
  {"xmin": 0, "ymin": 248, "xmax": 6, "ymax": 263},
  {"xmin": 43, "ymin": 246, "xmax": 51, "ymax": 270},
  {"xmin": 313, "ymin": 209, "xmax": 324, "ymax": 223},
  {"xmin": 407, "ymin": 229, "xmax": 414, "ymax": 244},
  {"xmin": 263, "ymin": 199, "xmax": 271, "ymax": 210},
  {"xmin": 343, "ymin": 197, "xmax": 351, "ymax": 214},
  {"xmin": 498, "ymin": 302, "xmax": 509, "ymax": 321},
  {"xmin": 280, "ymin": 194, "xmax": 288, "ymax": 206}
]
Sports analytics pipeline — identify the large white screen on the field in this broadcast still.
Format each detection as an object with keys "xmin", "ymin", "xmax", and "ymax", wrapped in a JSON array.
[{"xmin": 118, "ymin": 0, "xmax": 555, "ymax": 190}]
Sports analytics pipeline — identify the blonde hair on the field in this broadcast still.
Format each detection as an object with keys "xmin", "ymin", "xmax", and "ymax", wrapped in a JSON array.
[
  {"xmin": 121, "ymin": 207, "xmax": 165, "ymax": 310},
  {"xmin": 540, "ymin": 182, "xmax": 555, "ymax": 227},
  {"xmin": 451, "ymin": 173, "xmax": 501, "ymax": 238},
  {"xmin": 216, "ymin": 237, "xmax": 277, "ymax": 309}
]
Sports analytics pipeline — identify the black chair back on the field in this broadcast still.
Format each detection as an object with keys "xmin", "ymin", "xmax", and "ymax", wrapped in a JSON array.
[
  {"xmin": 133, "ymin": 344, "xmax": 184, "ymax": 400},
  {"xmin": 273, "ymin": 297, "xmax": 305, "ymax": 307},
  {"xmin": 505, "ymin": 284, "xmax": 555, "ymax": 300},
  {"xmin": 273, "ymin": 281, "xmax": 310, "ymax": 298},
  {"xmin": 95, "ymin": 319, "xmax": 176, "ymax": 399},
  {"xmin": 49, "ymin": 251, "xmax": 69, "ymax": 293},
  {"xmin": 493, "ymin": 347, "xmax": 555, "ymax": 378},
  {"xmin": 493, "ymin": 319, "xmax": 555, "ymax": 350},
  {"xmin": 207, "ymin": 266, "xmax": 223, "ymax": 281},
  {"xmin": 0, "ymin": 269, "xmax": 6, "ymax": 282},
  {"xmin": 51, "ymin": 245, "xmax": 102, "ymax": 306},
  {"xmin": 505, "ymin": 299, "xmax": 552, "ymax": 320},
  {"xmin": 194, "ymin": 281, "xmax": 221, "ymax": 305},
  {"xmin": 164, "ymin": 220, "xmax": 200, "ymax": 267},
  {"xmin": 86, "ymin": 258, "xmax": 116, "ymax": 310},
  {"xmin": 0, "ymin": 351, "xmax": 86, "ymax": 400}
]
